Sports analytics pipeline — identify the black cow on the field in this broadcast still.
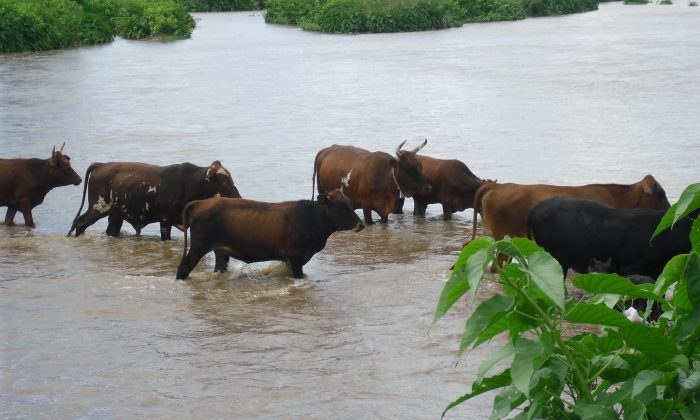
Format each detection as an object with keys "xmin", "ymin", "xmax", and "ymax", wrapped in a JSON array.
[
  {"xmin": 176, "ymin": 189, "xmax": 364, "ymax": 280},
  {"xmin": 0, "ymin": 144, "xmax": 82, "ymax": 227},
  {"xmin": 528, "ymin": 196, "xmax": 694, "ymax": 278},
  {"xmin": 68, "ymin": 161, "xmax": 240, "ymax": 240}
]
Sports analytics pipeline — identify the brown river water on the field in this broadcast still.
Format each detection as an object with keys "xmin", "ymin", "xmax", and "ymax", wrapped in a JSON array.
[{"xmin": 1, "ymin": 2, "xmax": 699, "ymax": 418}]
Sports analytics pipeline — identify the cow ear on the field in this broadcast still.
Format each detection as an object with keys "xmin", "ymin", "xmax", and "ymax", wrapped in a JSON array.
[
  {"xmin": 643, "ymin": 179, "xmax": 657, "ymax": 195},
  {"xmin": 317, "ymin": 193, "xmax": 330, "ymax": 205}
]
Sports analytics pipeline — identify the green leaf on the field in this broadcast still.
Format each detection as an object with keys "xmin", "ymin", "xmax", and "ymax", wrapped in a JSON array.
[
  {"xmin": 441, "ymin": 369, "xmax": 512, "ymax": 419},
  {"xmin": 579, "ymin": 403, "xmax": 619, "ymax": 420},
  {"xmin": 473, "ymin": 315, "xmax": 509, "ymax": 348},
  {"xmin": 678, "ymin": 366, "xmax": 700, "ymax": 391},
  {"xmin": 632, "ymin": 369, "xmax": 673, "ymax": 398},
  {"xmin": 565, "ymin": 302, "xmax": 631, "ymax": 327},
  {"xmin": 489, "ymin": 384, "xmax": 526, "ymax": 420},
  {"xmin": 476, "ymin": 342, "xmax": 515, "ymax": 385},
  {"xmin": 691, "ymin": 217, "xmax": 700, "ymax": 252},
  {"xmin": 460, "ymin": 294, "xmax": 515, "ymax": 354},
  {"xmin": 574, "ymin": 273, "xmax": 662, "ymax": 301},
  {"xmin": 522, "ymin": 251, "xmax": 566, "ymax": 312},
  {"xmin": 620, "ymin": 398, "xmax": 646, "ymax": 420},
  {"xmin": 591, "ymin": 354, "xmax": 633, "ymax": 383},
  {"xmin": 619, "ymin": 323, "xmax": 681, "ymax": 362},
  {"xmin": 652, "ymin": 183, "xmax": 700, "ymax": 239},
  {"xmin": 510, "ymin": 337, "xmax": 546, "ymax": 397},
  {"xmin": 433, "ymin": 236, "xmax": 494, "ymax": 324}
]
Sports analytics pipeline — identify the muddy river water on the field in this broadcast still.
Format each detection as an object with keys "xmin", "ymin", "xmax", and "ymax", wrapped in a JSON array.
[{"xmin": 1, "ymin": 2, "xmax": 699, "ymax": 418}]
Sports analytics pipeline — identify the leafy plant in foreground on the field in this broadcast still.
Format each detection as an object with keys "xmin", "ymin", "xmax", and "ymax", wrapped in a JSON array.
[{"xmin": 434, "ymin": 183, "xmax": 700, "ymax": 419}]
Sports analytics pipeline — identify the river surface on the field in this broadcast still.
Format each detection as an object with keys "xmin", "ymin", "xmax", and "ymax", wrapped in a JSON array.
[{"xmin": 1, "ymin": 2, "xmax": 699, "ymax": 418}]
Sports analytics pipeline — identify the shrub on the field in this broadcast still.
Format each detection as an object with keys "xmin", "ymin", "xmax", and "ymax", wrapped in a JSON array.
[
  {"xmin": 113, "ymin": 0, "xmax": 196, "ymax": 40},
  {"xmin": 434, "ymin": 184, "xmax": 700, "ymax": 418},
  {"xmin": 624, "ymin": 0, "xmax": 649, "ymax": 4},
  {"xmin": 457, "ymin": 0, "xmax": 526, "ymax": 23},
  {"xmin": 76, "ymin": 0, "xmax": 118, "ymax": 45},
  {"xmin": 264, "ymin": 0, "xmax": 317, "ymax": 25},
  {"xmin": 0, "ymin": 0, "xmax": 83, "ymax": 53},
  {"xmin": 522, "ymin": 0, "xmax": 597, "ymax": 17},
  {"xmin": 177, "ymin": 0, "xmax": 263, "ymax": 11}
]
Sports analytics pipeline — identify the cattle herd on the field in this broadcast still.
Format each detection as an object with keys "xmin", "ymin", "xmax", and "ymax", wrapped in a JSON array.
[{"xmin": 0, "ymin": 142, "xmax": 695, "ymax": 293}]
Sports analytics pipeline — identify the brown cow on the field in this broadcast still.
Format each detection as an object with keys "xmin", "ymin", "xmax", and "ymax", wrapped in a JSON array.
[
  {"xmin": 410, "ymin": 155, "xmax": 484, "ymax": 221},
  {"xmin": 471, "ymin": 175, "xmax": 670, "ymax": 241},
  {"xmin": 176, "ymin": 189, "xmax": 364, "ymax": 280},
  {"xmin": 312, "ymin": 140, "xmax": 431, "ymax": 225},
  {"xmin": 0, "ymin": 144, "xmax": 82, "ymax": 227},
  {"xmin": 68, "ymin": 161, "xmax": 240, "ymax": 240}
]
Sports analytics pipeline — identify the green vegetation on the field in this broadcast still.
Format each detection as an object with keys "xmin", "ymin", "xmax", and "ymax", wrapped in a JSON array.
[
  {"xmin": 0, "ymin": 0, "xmax": 196, "ymax": 53},
  {"xmin": 265, "ymin": 0, "xmax": 598, "ymax": 33},
  {"xmin": 176, "ymin": 0, "xmax": 263, "ymax": 11},
  {"xmin": 624, "ymin": 0, "xmax": 649, "ymax": 4},
  {"xmin": 434, "ymin": 184, "xmax": 700, "ymax": 418}
]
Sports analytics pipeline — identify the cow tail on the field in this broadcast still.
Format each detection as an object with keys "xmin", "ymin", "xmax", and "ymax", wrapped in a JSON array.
[
  {"xmin": 471, "ymin": 182, "xmax": 491, "ymax": 241},
  {"xmin": 67, "ymin": 163, "xmax": 98, "ymax": 237},
  {"xmin": 181, "ymin": 202, "xmax": 194, "ymax": 261}
]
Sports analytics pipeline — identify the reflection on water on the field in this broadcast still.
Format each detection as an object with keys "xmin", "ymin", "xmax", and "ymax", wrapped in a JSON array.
[{"xmin": 1, "ymin": 2, "xmax": 699, "ymax": 418}]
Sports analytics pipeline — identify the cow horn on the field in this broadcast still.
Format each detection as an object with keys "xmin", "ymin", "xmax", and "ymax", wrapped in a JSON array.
[
  {"xmin": 52, "ymin": 145, "xmax": 56, "ymax": 155},
  {"xmin": 411, "ymin": 138, "xmax": 427, "ymax": 154},
  {"xmin": 395, "ymin": 140, "xmax": 407, "ymax": 156},
  {"xmin": 60, "ymin": 142, "xmax": 65, "ymax": 153}
]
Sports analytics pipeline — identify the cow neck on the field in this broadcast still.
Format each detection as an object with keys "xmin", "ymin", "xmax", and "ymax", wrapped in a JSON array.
[{"xmin": 391, "ymin": 167, "xmax": 404, "ymax": 198}]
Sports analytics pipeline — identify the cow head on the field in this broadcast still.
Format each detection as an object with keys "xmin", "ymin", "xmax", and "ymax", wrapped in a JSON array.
[
  {"xmin": 391, "ymin": 139, "xmax": 431, "ymax": 197},
  {"xmin": 318, "ymin": 189, "xmax": 364, "ymax": 232},
  {"xmin": 206, "ymin": 160, "xmax": 241, "ymax": 198},
  {"xmin": 48, "ymin": 143, "xmax": 82, "ymax": 186},
  {"xmin": 638, "ymin": 174, "xmax": 670, "ymax": 210}
]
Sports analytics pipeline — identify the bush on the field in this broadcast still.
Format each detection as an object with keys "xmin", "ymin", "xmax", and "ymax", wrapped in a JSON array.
[
  {"xmin": 0, "ymin": 0, "xmax": 197, "ymax": 53},
  {"xmin": 434, "ymin": 184, "xmax": 700, "ymax": 418},
  {"xmin": 0, "ymin": 0, "xmax": 83, "ymax": 53},
  {"xmin": 522, "ymin": 0, "xmax": 597, "ymax": 17},
  {"xmin": 177, "ymin": 0, "xmax": 264, "ymax": 11},
  {"xmin": 624, "ymin": 0, "xmax": 649, "ymax": 4},
  {"xmin": 458, "ymin": 0, "xmax": 526, "ymax": 23},
  {"xmin": 264, "ymin": 0, "xmax": 317, "ymax": 25},
  {"xmin": 268, "ymin": 0, "xmax": 462, "ymax": 33},
  {"xmin": 113, "ymin": 0, "xmax": 196, "ymax": 40}
]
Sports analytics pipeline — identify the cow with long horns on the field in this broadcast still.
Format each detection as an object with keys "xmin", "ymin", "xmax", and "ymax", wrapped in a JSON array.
[
  {"xmin": 0, "ymin": 143, "xmax": 82, "ymax": 228},
  {"xmin": 68, "ymin": 161, "xmax": 241, "ymax": 240},
  {"xmin": 312, "ymin": 140, "xmax": 431, "ymax": 224}
]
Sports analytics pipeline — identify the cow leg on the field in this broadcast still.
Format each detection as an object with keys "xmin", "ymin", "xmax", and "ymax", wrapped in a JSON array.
[
  {"xmin": 73, "ymin": 209, "xmax": 107, "ymax": 237},
  {"xmin": 414, "ymin": 199, "xmax": 427, "ymax": 217},
  {"xmin": 4, "ymin": 207, "xmax": 17, "ymax": 226},
  {"xmin": 176, "ymin": 244, "xmax": 209, "ymax": 280},
  {"xmin": 442, "ymin": 204, "xmax": 452, "ymax": 221},
  {"xmin": 19, "ymin": 203, "xmax": 35, "ymax": 228},
  {"xmin": 106, "ymin": 214, "xmax": 123, "ymax": 237},
  {"xmin": 214, "ymin": 249, "xmax": 229, "ymax": 273},
  {"xmin": 394, "ymin": 197, "xmax": 405, "ymax": 214},
  {"xmin": 160, "ymin": 222, "xmax": 172, "ymax": 241},
  {"xmin": 362, "ymin": 208, "xmax": 374, "ymax": 225},
  {"xmin": 378, "ymin": 211, "xmax": 389, "ymax": 223},
  {"xmin": 288, "ymin": 259, "xmax": 304, "ymax": 279}
]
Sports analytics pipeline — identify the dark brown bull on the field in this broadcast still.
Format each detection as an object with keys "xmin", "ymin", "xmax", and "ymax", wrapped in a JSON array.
[
  {"xmin": 176, "ymin": 189, "xmax": 364, "ymax": 280},
  {"xmin": 411, "ymin": 155, "xmax": 484, "ymax": 220},
  {"xmin": 68, "ymin": 161, "xmax": 240, "ymax": 240},
  {"xmin": 0, "ymin": 144, "xmax": 82, "ymax": 227},
  {"xmin": 312, "ymin": 140, "xmax": 431, "ymax": 225},
  {"xmin": 471, "ymin": 175, "xmax": 670, "ymax": 241}
]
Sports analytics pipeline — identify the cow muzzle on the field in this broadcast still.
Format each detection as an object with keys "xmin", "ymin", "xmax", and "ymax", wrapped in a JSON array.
[{"xmin": 354, "ymin": 222, "xmax": 365, "ymax": 232}]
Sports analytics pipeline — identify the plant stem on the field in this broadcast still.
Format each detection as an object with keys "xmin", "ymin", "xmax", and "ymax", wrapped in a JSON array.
[{"xmin": 501, "ymin": 271, "xmax": 595, "ymax": 404}]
